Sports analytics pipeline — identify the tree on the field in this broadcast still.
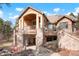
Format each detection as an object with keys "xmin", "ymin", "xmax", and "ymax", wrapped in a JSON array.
[
  {"xmin": 0, "ymin": 18, "xmax": 13, "ymax": 41},
  {"xmin": 75, "ymin": 13, "xmax": 79, "ymax": 30},
  {"xmin": 3, "ymin": 20, "xmax": 13, "ymax": 41},
  {"xmin": 69, "ymin": 12, "xmax": 76, "ymax": 18},
  {"xmin": 0, "ymin": 18, "xmax": 4, "ymax": 33}
]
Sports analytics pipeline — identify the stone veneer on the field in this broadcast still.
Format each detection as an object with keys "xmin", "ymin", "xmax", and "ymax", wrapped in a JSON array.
[
  {"xmin": 58, "ymin": 30, "xmax": 79, "ymax": 51},
  {"xmin": 36, "ymin": 28, "xmax": 44, "ymax": 54}
]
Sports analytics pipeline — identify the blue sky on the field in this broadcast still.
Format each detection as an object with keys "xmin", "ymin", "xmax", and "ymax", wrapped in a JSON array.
[{"xmin": 0, "ymin": 3, "xmax": 79, "ymax": 26}]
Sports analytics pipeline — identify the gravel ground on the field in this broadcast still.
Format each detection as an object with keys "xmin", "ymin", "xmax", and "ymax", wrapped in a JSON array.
[
  {"xmin": 13, "ymin": 49, "xmax": 36, "ymax": 56},
  {"xmin": 0, "ymin": 40, "xmax": 58, "ymax": 56},
  {"xmin": 35, "ymin": 46, "xmax": 53, "ymax": 56},
  {"xmin": 1, "ymin": 40, "xmax": 79, "ymax": 56},
  {"xmin": 0, "ymin": 47, "xmax": 54, "ymax": 56}
]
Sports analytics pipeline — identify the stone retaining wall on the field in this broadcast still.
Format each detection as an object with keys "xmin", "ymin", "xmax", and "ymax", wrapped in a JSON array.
[{"xmin": 58, "ymin": 31, "xmax": 79, "ymax": 51}]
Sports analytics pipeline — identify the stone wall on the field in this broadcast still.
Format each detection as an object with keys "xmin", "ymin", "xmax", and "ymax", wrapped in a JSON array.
[{"xmin": 58, "ymin": 30, "xmax": 79, "ymax": 51}]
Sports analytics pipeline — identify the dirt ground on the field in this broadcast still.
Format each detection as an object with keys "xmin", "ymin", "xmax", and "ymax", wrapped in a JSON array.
[
  {"xmin": 0, "ymin": 40, "xmax": 12, "ymax": 48},
  {"xmin": 0, "ymin": 40, "xmax": 79, "ymax": 56}
]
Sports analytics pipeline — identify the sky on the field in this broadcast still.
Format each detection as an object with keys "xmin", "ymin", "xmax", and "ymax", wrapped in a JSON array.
[{"xmin": 0, "ymin": 3, "xmax": 79, "ymax": 26}]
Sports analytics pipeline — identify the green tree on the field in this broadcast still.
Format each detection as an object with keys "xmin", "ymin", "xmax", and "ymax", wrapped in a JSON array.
[
  {"xmin": 69, "ymin": 12, "xmax": 76, "ymax": 18},
  {"xmin": 3, "ymin": 20, "xmax": 12, "ymax": 41},
  {"xmin": 0, "ymin": 18, "xmax": 4, "ymax": 33},
  {"xmin": 75, "ymin": 13, "xmax": 79, "ymax": 30}
]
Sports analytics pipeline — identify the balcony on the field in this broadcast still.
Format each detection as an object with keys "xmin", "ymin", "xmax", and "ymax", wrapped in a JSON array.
[
  {"xmin": 23, "ymin": 25, "xmax": 36, "ymax": 35},
  {"xmin": 45, "ymin": 29, "xmax": 57, "ymax": 36},
  {"xmin": 26, "ymin": 29, "xmax": 36, "ymax": 34}
]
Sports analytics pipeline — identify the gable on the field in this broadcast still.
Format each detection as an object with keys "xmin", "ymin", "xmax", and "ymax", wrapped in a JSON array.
[
  {"xmin": 55, "ymin": 16, "xmax": 75, "ymax": 25},
  {"xmin": 15, "ymin": 7, "xmax": 45, "ymax": 25},
  {"xmin": 18, "ymin": 7, "xmax": 43, "ymax": 20}
]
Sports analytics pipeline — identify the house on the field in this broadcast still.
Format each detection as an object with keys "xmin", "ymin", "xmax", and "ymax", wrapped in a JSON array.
[{"xmin": 13, "ymin": 7, "xmax": 76, "ymax": 51}]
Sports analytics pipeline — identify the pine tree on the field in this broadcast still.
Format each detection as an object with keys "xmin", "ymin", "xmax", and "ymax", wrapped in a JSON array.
[
  {"xmin": 69, "ymin": 13, "xmax": 76, "ymax": 18},
  {"xmin": 75, "ymin": 13, "xmax": 79, "ymax": 30}
]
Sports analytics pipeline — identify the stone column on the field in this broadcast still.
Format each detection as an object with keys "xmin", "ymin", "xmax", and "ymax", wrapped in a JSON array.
[
  {"xmin": 36, "ymin": 29, "xmax": 43, "ymax": 54},
  {"xmin": 16, "ymin": 19, "xmax": 24, "ymax": 50},
  {"xmin": 13, "ymin": 29, "xmax": 16, "ymax": 46},
  {"xmin": 36, "ymin": 15, "xmax": 44, "ymax": 55},
  {"xmin": 23, "ymin": 34, "xmax": 28, "ymax": 50},
  {"xmin": 17, "ymin": 29, "xmax": 23, "ymax": 46}
]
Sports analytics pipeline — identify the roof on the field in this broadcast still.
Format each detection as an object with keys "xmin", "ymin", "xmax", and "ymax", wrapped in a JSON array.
[
  {"xmin": 17, "ymin": 7, "xmax": 44, "ymax": 20},
  {"xmin": 16, "ymin": 7, "xmax": 48, "ymax": 24},
  {"xmin": 47, "ymin": 15, "xmax": 63, "ymax": 23},
  {"xmin": 47, "ymin": 15, "xmax": 77, "ymax": 24},
  {"xmin": 15, "ymin": 6, "xmax": 77, "ymax": 27}
]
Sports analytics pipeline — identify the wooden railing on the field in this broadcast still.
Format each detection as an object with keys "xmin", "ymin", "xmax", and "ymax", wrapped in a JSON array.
[{"xmin": 23, "ymin": 28, "xmax": 36, "ymax": 34}]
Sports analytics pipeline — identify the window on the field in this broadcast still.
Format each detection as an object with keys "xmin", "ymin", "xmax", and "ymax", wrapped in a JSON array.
[
  {"xmin": 48, "ymin": 23, "xmax": 53, "ymax": 30},
  {"xmin": 46, "ymin": 36, "xmax": 57, "ymax": 42},
  {"xmin": 48, "ymin": 23, "xmax": 56, "ymax": 31},
  {"xmin": 58, "ymin": 22, "xmax": 68, "ymax": 30}
]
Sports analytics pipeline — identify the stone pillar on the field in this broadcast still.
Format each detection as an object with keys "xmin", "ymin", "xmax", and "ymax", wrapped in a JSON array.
[
  {"xmin": 13, "ymin": 29, "xmax": 16, "ymax": 46},
  {"xmin": 36, "ymin": 15, "xmax": 44, "ymax": 54},
  {"xmin": 23, "ymin": 34, "xmax": 28, "ymax": 50},
  {"xmin": 36, "ymin": 29, "xmax": 43, "ymax": 54},
  {"xmin": 17, "ymin": 18, "xmax": 24, "ymax": 50},
  {"xmin": 17, "ymin": 29, "xmax": 24, "ymax": 47}
]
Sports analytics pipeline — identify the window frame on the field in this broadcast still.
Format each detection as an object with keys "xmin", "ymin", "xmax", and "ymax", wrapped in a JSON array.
[{"xmin": 58, "ymin": 22, "xmax": 68, "ymax": 30}]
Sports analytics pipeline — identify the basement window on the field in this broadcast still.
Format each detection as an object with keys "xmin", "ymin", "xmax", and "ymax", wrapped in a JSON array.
[{"xmin": 46, "ymin": 36, "xmax": 57, "ymax": 42}]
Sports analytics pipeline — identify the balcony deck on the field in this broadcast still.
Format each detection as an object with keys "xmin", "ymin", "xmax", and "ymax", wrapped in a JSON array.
[
  {"xmin": 24, "ymin": 29, "xmax": 57, "ymax": 36},
  {"xmin": 24, "ymin": 29, "xmax": 36, "ymax": 35},
  {"xmin": 45, "ymin": 30, "xmax": 57, "ymax": 36}
]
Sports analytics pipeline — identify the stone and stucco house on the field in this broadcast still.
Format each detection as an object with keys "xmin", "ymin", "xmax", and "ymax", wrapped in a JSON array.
[{"xmin": 13, "ymin": 7, "xmax": 79, "ymax": 51}]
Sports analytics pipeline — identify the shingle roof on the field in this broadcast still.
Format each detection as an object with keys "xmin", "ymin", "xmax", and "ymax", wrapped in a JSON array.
[
  {"xmin": 47, "ymin": 15, "xmax": 77, "ymax": 24},
  {"xmin": 15, "ymin": 6, "xmax": 77, "ymax": 27},
  {"xmin": 16, "ymin": 7, "xmax": 48, "ymax": 24},
  {"xmin": 17, "ymin": 7, "xmax": 44, "ymax": 20},
  {"xmin": 47, "ymin": 15, "xmax": 63, "ymax": 23}
]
